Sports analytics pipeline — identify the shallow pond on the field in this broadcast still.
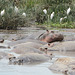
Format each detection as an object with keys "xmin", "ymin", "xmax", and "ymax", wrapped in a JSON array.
[{"xmin": 0, "ymin": 26, "xmax": 75, "ymax": 75}]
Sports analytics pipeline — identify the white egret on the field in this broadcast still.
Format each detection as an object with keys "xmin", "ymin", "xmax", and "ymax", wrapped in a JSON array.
[
  {"xmin": 14, "ymin": 6, "xmax": 19, "ymax": 13},
  {"xmin": 67, "ymin": 7, "xmax": 71, "ymax": 15},
  {"xmin": 0, "ymin": 9, "xmax": 5, "ymax": 16},
  {"xmin": 60, "ymin": 18, "xmax": 63, "ymax": 23},
  {"xmin": 64, "ymin": 16, "xmax": 67, "ymax": 19},
  {"xmin": 50, "ymin": 12, "xmax": 54, "ymax": 19},
  {"xmin": 43, "ymin": 9, "xmax": 47, "ymax": 14},
  {"xmin": 22, "ymin": 12, "xmax": 26, "ymax": 17},
  {"xmin": 60, "ymin": 16, "xmax": 67, "ymax": 23}
]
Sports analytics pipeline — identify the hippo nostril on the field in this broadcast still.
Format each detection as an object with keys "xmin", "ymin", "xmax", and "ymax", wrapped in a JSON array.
[
  {"xmin": 45, "ymin": 48, "xmax": 47, "ymax": 50},
  {"xmin": 13, "ymin": 57, "xmax": 16, "ymax": 59},
  {"xmin": 50, "ymin": 53, "xmax": 52, "ymax": 55},
  {"xmin": 8, "ymin": 46, "xmax": 11, "ymax": 49}
]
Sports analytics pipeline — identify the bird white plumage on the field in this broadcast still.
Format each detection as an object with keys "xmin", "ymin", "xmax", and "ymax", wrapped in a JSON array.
[
  {"xmin": 60, "ymin": 18, "xmax": 63, "ymax": 23},
  {"xmin": 50, "ymin": 12, "xmax": 54, "ymax": 19},
  {"xmin": 14, "ymin": 6, "xmax": 19, "ymax": 13},
  {"xmin": 64, "ymin": 16, "xmax": 67, "ymax": 19},
  {"xmin": 43, "ymin": 9, "xmax": 47, "ymax": 14},
  {"xmin": 67, "ymin": 7, "xmax": 71, "ymax": 15},
  {"xmin": 1, "ymin": 9, "xmax": 5, "ymax": 16},
  {"xmin": 22, "ymin": 12, "xmax": 26, "ymax": 17}
]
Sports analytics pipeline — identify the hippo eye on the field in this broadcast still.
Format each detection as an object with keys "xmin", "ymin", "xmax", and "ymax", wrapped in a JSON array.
[{"xmin": 48, "ymin": 43, "xmax": 50, "ymax": 46}]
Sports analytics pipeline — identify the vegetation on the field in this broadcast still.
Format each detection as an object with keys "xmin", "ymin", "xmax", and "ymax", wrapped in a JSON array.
[{"xmin": 0, "ymin": 0, "xmax": 75, "ymax": 29}]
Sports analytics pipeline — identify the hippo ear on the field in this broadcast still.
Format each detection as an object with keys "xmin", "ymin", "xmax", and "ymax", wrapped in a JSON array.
[{"xmin": 46, "ymin": 30, "xmax": 49, "ymax": 33}]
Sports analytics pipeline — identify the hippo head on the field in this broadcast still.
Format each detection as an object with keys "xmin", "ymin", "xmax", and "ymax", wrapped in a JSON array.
[{"xmin": 43, "ymin": 33, "xmax": 64, "ymax": 43}]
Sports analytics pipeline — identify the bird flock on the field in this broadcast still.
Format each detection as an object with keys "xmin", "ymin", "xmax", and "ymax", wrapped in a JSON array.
[
  {"xmin": 43, "ymin": 7, "xmax": 71, "ymax": 23},
  {"xmin": 0, "ymin": 6, "xmax": 26, "ymax": 17},
  {"xmin": 0, "ymin": 6, "xmax": 71, "ymax": 23}
]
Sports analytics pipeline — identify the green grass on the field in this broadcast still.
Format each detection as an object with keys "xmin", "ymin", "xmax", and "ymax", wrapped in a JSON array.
[
  {"xmin": 0, "ymin": 0, "xmax": 75, "ymax": 29},
  {"xmin": 42, "ymin": 22, "xmax": 75, "ymax": 29}
]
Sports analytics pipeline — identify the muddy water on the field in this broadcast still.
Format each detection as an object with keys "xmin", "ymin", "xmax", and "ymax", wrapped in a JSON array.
[{"xmin": 0, "ymin": 26, "xmax": 75, "ymax": 75}]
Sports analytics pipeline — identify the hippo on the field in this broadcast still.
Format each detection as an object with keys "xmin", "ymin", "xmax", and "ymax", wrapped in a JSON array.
[
  {"xmin": 37, "ymin": 30, "xmax": 64, "ymax": 43},
  {"xmin": 8, "ymin": 39, "xmax": 47, "ymax": 46},
  {"xmin": 40, "ymin": 41, "xmax": 75, "ymax": 51},
  {"xmin": 9, "ymin": 53, "xmax": 49, "ymax": 65},
  {"xmin": 40, "ymin": 42, "xmax": 60, "ymax": 51},
  {"xmin": 11, "ymin": 45, "xmax": 43, "ymax": 54},
  {"xmin": 49, "ymin": 57, "xmax": 75, "ymax": 73},
  {"xmin": 0, "ymin": 52, "xmax": 13, "ymax": 59},
  {"xmin": 0, "ymin": 52, "xmax": 7, "ymax": 59},
  {"xmin": 0, "ymin": 43, "xmax": 10, "ymax": 49},
  {"xmin": 67, "ymin": 69, "xmax": 75, "ymax": 75},
  {"xmin": 0, "ymin": 39, "xmax": 4, "ymax": 43},
  {"xmin": 14, "ymin": 42, "xmax": 43, "ymax": 49}
]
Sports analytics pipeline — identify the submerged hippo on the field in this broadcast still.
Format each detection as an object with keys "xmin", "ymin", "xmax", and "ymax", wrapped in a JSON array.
[
  {"xmin": 0, "ymin": 39, "xmax": 4, "ymax": 43},
  {"xmin": 0, "ymin": 52, "xmax": 8, "ymax": 59},
  {"xmin": 40, "ymin": 41, "xmax": 75, "ymax": 51},
  {"xmin": 9, "ymin": 53, "xmax": 49, "ymax": 65},
  {"xmin": 8, "ymin": 39, "xmax": 47, "ymax": 46},
  {"xmin": 49, "ymin": 57, "xmax": 75, "ymax": 73},
  {"xmin": 0, "ymin": 52, "xmax": 13, "ymax": 59},
  {"xmin": 14, "ymin": 42, "xmax": 43, "ymax": 49},
  {"xmin": 40, "ymin": 42, "xmax": 60, "ymax": 51},
  {"xmin": 11, "ymin": 45, "xmax": 43, "ymax": 54}
]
